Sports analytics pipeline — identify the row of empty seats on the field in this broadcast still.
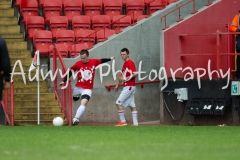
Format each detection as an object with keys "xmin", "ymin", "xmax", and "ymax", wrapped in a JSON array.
[
  {"xmin": 16, "ymin": 0, "xmax": 175, "ymax": 23},
  {"xmin": 33, "ymin": 29, "xmax": 115, "ymax": 58},
  {"xmin": 13, "ymin": 0, "xmax": 178, "ymax": 58},
  {"xmin": 25, "ymin": 15, "xmax": 136, "ymax": 40}
]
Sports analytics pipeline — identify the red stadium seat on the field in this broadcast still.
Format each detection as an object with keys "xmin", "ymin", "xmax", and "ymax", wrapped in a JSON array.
[
  {"xmin": 92, "ymin": 15, "xmax": 111, "ymax": 31},
  {"xmin": 49, "ymin": 44, "xmax": 69, "ymax": 58},
  {"xmin": 33, "ymin": 30, "xmax": 53, "ymax": 56},
  {"xmin": 14, "ymin": 0, "xmax": 21, "ymax": 8},
  {"xmin": 126, "ymin": 0, "xmax": 144, "ymax": 22},
  {"xmin": 50, "ymin": 16, "xmax": 69, "ymax": 38},
  {"xmin": 167, "ymin": 0, "xmax": 178, "ymax": 4},
  {"xmin": 19, "ymin": 0, "xmax": 39, "ymax": 23},
  {"xmin": 148, "ymin": 0, "xmax": 167, "ymax": 14},
  {"xmin": 56, "ymin": 30, "xmax": 75, "ymax": 50},
  {"xmin": 70, "ymin": 44, "xmax": 89, "ymax": 58},
  {"xmin": 72, "ymin": 15, "xmax": 91, "ymax": 34},
  {"xmin": 76, "ymin": 30, "xmax": 95, "ymax": 48},
  {"xmin": 43, "ymin": 0, "xmax": 62, "ymax": 23},
  {"xmin": 63, "ymin": 0, "xmax": 83, "ymax": 22},
  {"xmin": 25, "ymin": 16, "xmax": 45, "ymax": 41},
  {"xmin": 137, "ymin": 15, "xmax": 149, "ymax": 21},
  {"xmin": 103, "ymin": 0, "xmax": 123, "ymax": 20},
  {"xmin": 96, "ymin": 29, "xmax": 115, "ymax": 43},
  {"xmin": 38, "ymin": 0, "xmax": 44, "ymax": 7},
  {"xmin": 83, "ymin": 0, "xmax": 102, "ymax": 19},
  {"xmin": 112, "ymin": 15, "xmax": 131, "ymax": 33}
]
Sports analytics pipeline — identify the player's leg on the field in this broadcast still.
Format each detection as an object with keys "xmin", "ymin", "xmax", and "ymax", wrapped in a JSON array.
[
  {"xmin": 73, "ymin": 89, "xmax": 92, "ymax": 125},
  {"xmin": 128, "ymin": 87, "xmax": 138, "ymax": 126},
  {"xmin": 130, "ymin": 106, "xmax": 138, "ymax": 126},
  {"xmin": 115, "ymin": 86, "xmax": 134, "ymax": 126}
]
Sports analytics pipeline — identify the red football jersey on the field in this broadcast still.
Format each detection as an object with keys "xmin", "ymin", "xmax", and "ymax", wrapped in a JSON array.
[
  {"xmin": 70, "ymin": 59, "xmax": 101, "ymax": 89},
  {"xmin": 122, "ymin": 59, "xmax": 136, "ymax": 86}
]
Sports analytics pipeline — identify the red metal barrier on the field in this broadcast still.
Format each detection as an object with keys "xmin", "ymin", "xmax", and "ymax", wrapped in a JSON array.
[
  {"xmin": 105, "ymin": 80, "xmax": 160, "ymax": 92},
  {"xmin": 0, "ymin": 82, "xmax": 14, "ymax": 126},
  {"xmin": 178, "ymin": 31, "xmax": 239, "ymax": 72},
  {"xmin": 53, "ymin": 44, "xmax": 72, "ymax": 126},
  {"xmin": 160, "ymin": 0, "xmax": 198, "ymax": 30}
]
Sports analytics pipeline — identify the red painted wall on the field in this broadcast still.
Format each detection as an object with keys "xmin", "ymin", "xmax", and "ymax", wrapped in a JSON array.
[{"xmin": 164, "ymin": 0, "xmax": 240, "ymax": 79}]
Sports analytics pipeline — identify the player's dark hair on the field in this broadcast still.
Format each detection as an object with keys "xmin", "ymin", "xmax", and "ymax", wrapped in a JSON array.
[
  {"xmin": 120, "ymin": 48, "xmax": 129, "ymax": 54},
  {"xmin": 80, "ymin": 50, "xmax": 89, "ymax": 56}
]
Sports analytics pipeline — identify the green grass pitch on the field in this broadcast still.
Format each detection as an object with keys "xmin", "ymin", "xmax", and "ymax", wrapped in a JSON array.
[{"xmin": 0, "ymin": 126, "xmax": 240, "ymax": 160}]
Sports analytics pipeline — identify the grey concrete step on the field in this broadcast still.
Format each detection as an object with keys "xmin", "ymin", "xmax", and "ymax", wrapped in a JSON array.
[
  {"xmin": 0, "ymin": 8, "xmax": 14, "ymax": 16},
  {"xmin": 14, "ymin": 93, "xmax": 55, "ymax": 100},
  {"xmin": 9, "ymin": 50, "xmax": 31, "ymax": 58},
  {"xmin": 6, "ymin": 41, "xmax": 27, "ymax": 50},
  {"xmin": 14, "ymin": 119, "xmax": 67, "ymax": 126},
  {"xmin": 0, "ymin": 25, "xmax": 20, "ymax": 34},
  {"xmin": 0, "ymin": 1, "xmax": 12, "ymax": 9},
  {"xmin": 14, "ymin": 87, "xmax": 49, "ymax": 93},
  {"xmin": 2, "ymin": 34, "xmax": 24, "ymax": 42},
  {"xmin": 14, "ymin": 106, "xmax": 61, "ymax": 113},
  {"xmin": 14, "ymin": 100, "xmax": 59, "ymax": 107},
  {"xmin": 14, "ymin": 113, "xmax": 64, "ymax": 121},
  {"xmin": 0, "ymin": 16, "xmax": 18, "ymax": 25}
]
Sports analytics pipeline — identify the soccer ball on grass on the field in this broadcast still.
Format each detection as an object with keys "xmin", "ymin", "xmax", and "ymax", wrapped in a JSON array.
[{"xmin": 53, "ymin": 117, "xmax": 64, "ymax": 126}]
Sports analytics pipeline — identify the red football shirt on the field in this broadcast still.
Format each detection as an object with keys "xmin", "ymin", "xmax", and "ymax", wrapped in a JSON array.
[
  {"xmin": 122, "ymin": 59, "xmax": 136, "ymax": 86},
  {"xmin": 70, "ymin": 59, "xmax": 101, "ymax": 89}
]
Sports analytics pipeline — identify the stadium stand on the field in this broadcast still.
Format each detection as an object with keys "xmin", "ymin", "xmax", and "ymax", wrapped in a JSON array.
[
  {"xmin": 103, "ymin": 0, "xmax": 123, "ymax": 20},
  {"xmin": 148, "ymin": 0, "xmax": 167, "ymax": 14},
  {"xmin": 49, "ymin": 44, "xmax": 69, "ymax": 58},
  {"xmin": 63, "ymin": 0, "xmax": 83, "ymax": 23},
  {"xmin": 126, "ymin": 0, "xmax": 145, "ymax": 22},
  {"xmin": 96, "ymin": 29, "xmax": 115, "ymax": 42},
  {"xmin": 76, "ymin": 29, "xmax": 95, "ymax": 48},
  {"xmin": 72, "ymin": 15, "xmax": 91, "ymax": 34},
  {"xmin": 112, "ymin": 15, "xmax": 132, "ymax": 33},
  {"xmin": 32, "ymin": 30, "xmax": 53, "ymax": 56},
  {"xmin": 70, "ymin": 44, "xmax": 89, "ymax": 58},
  {"xmin": 92, "ymin": 15, "xmax": 111, "ymax": 31},
  {"xmin": 19, "ymin": 0, "xmax": 38, "ymax": 23},
  {"xmin": 83, "ymin": 0, "xmax": 103, "ymax": 19},
  {"xmin": 55, "ymin": 30, "xmax": 75, "ymax": 50},
  {"xmin": 50, "ymin": 16, "xmax": 69, "ymax": 39},
  {"xmin": 25, "ymin": 16, "xmax": 45, "ymax": 41},
  {"xmin": 137, "ymin": 15, "xmax": 149, "ymax": 21},
  {"xmin": 43, "ymin": 0, "xmax": 62, "ymax": 23},
  {"xmin": 13, "ymin": 0, "xmax": 175, "ymax": 58}
]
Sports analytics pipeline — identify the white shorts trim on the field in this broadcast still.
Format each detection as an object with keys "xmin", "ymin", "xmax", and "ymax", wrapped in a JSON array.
[
  {"xmin": 116, "ymin": 86, "xmax": 136, "ymax": 107},
  {"xmin": 72, "ymin": 86, "xmax": 92, "ymax": 97}
]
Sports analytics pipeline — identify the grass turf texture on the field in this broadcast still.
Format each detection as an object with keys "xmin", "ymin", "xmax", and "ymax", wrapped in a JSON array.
[{"xmin": 0, "ymin": 126, "xmax": 240, "ymax": 160}]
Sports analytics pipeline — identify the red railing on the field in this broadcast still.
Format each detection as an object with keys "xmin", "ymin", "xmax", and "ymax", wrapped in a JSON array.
[
  {"xmin": 178, "ymin": 31, "xmax": 238, "ymax": 72},
  {"xmin": 53, "ymin": 44, "xmax": 72, "ymax": 126},
  {"xmin": 0, "ymin": 82, "xmax": 14, "ymax": 126},
  {"xmin": 160, "ymin": 0, "xmax": 198, "ymax": 30},
  {"xmin": 105, "ymin": 80, "xmax": 160, "ymax": 92}
]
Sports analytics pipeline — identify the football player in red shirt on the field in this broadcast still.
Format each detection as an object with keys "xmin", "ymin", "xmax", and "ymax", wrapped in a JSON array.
[
  {"xmin": 115, "ymin": 48, "xmax": 138, "ymax": 126},
  {"xmin": 60, "ymin": 49, "xmax": 115, "ymax": 125}
]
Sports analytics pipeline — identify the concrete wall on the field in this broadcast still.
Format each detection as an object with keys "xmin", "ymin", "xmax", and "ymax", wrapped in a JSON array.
[{"xmin": 50, "ymin": 0, "xmax": 214, "ymax": 124}]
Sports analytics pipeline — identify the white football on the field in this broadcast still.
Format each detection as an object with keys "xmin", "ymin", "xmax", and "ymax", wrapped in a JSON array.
[{"xmin": 53, "ymin": 117, "xmax": 64, "ymax": 126}]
